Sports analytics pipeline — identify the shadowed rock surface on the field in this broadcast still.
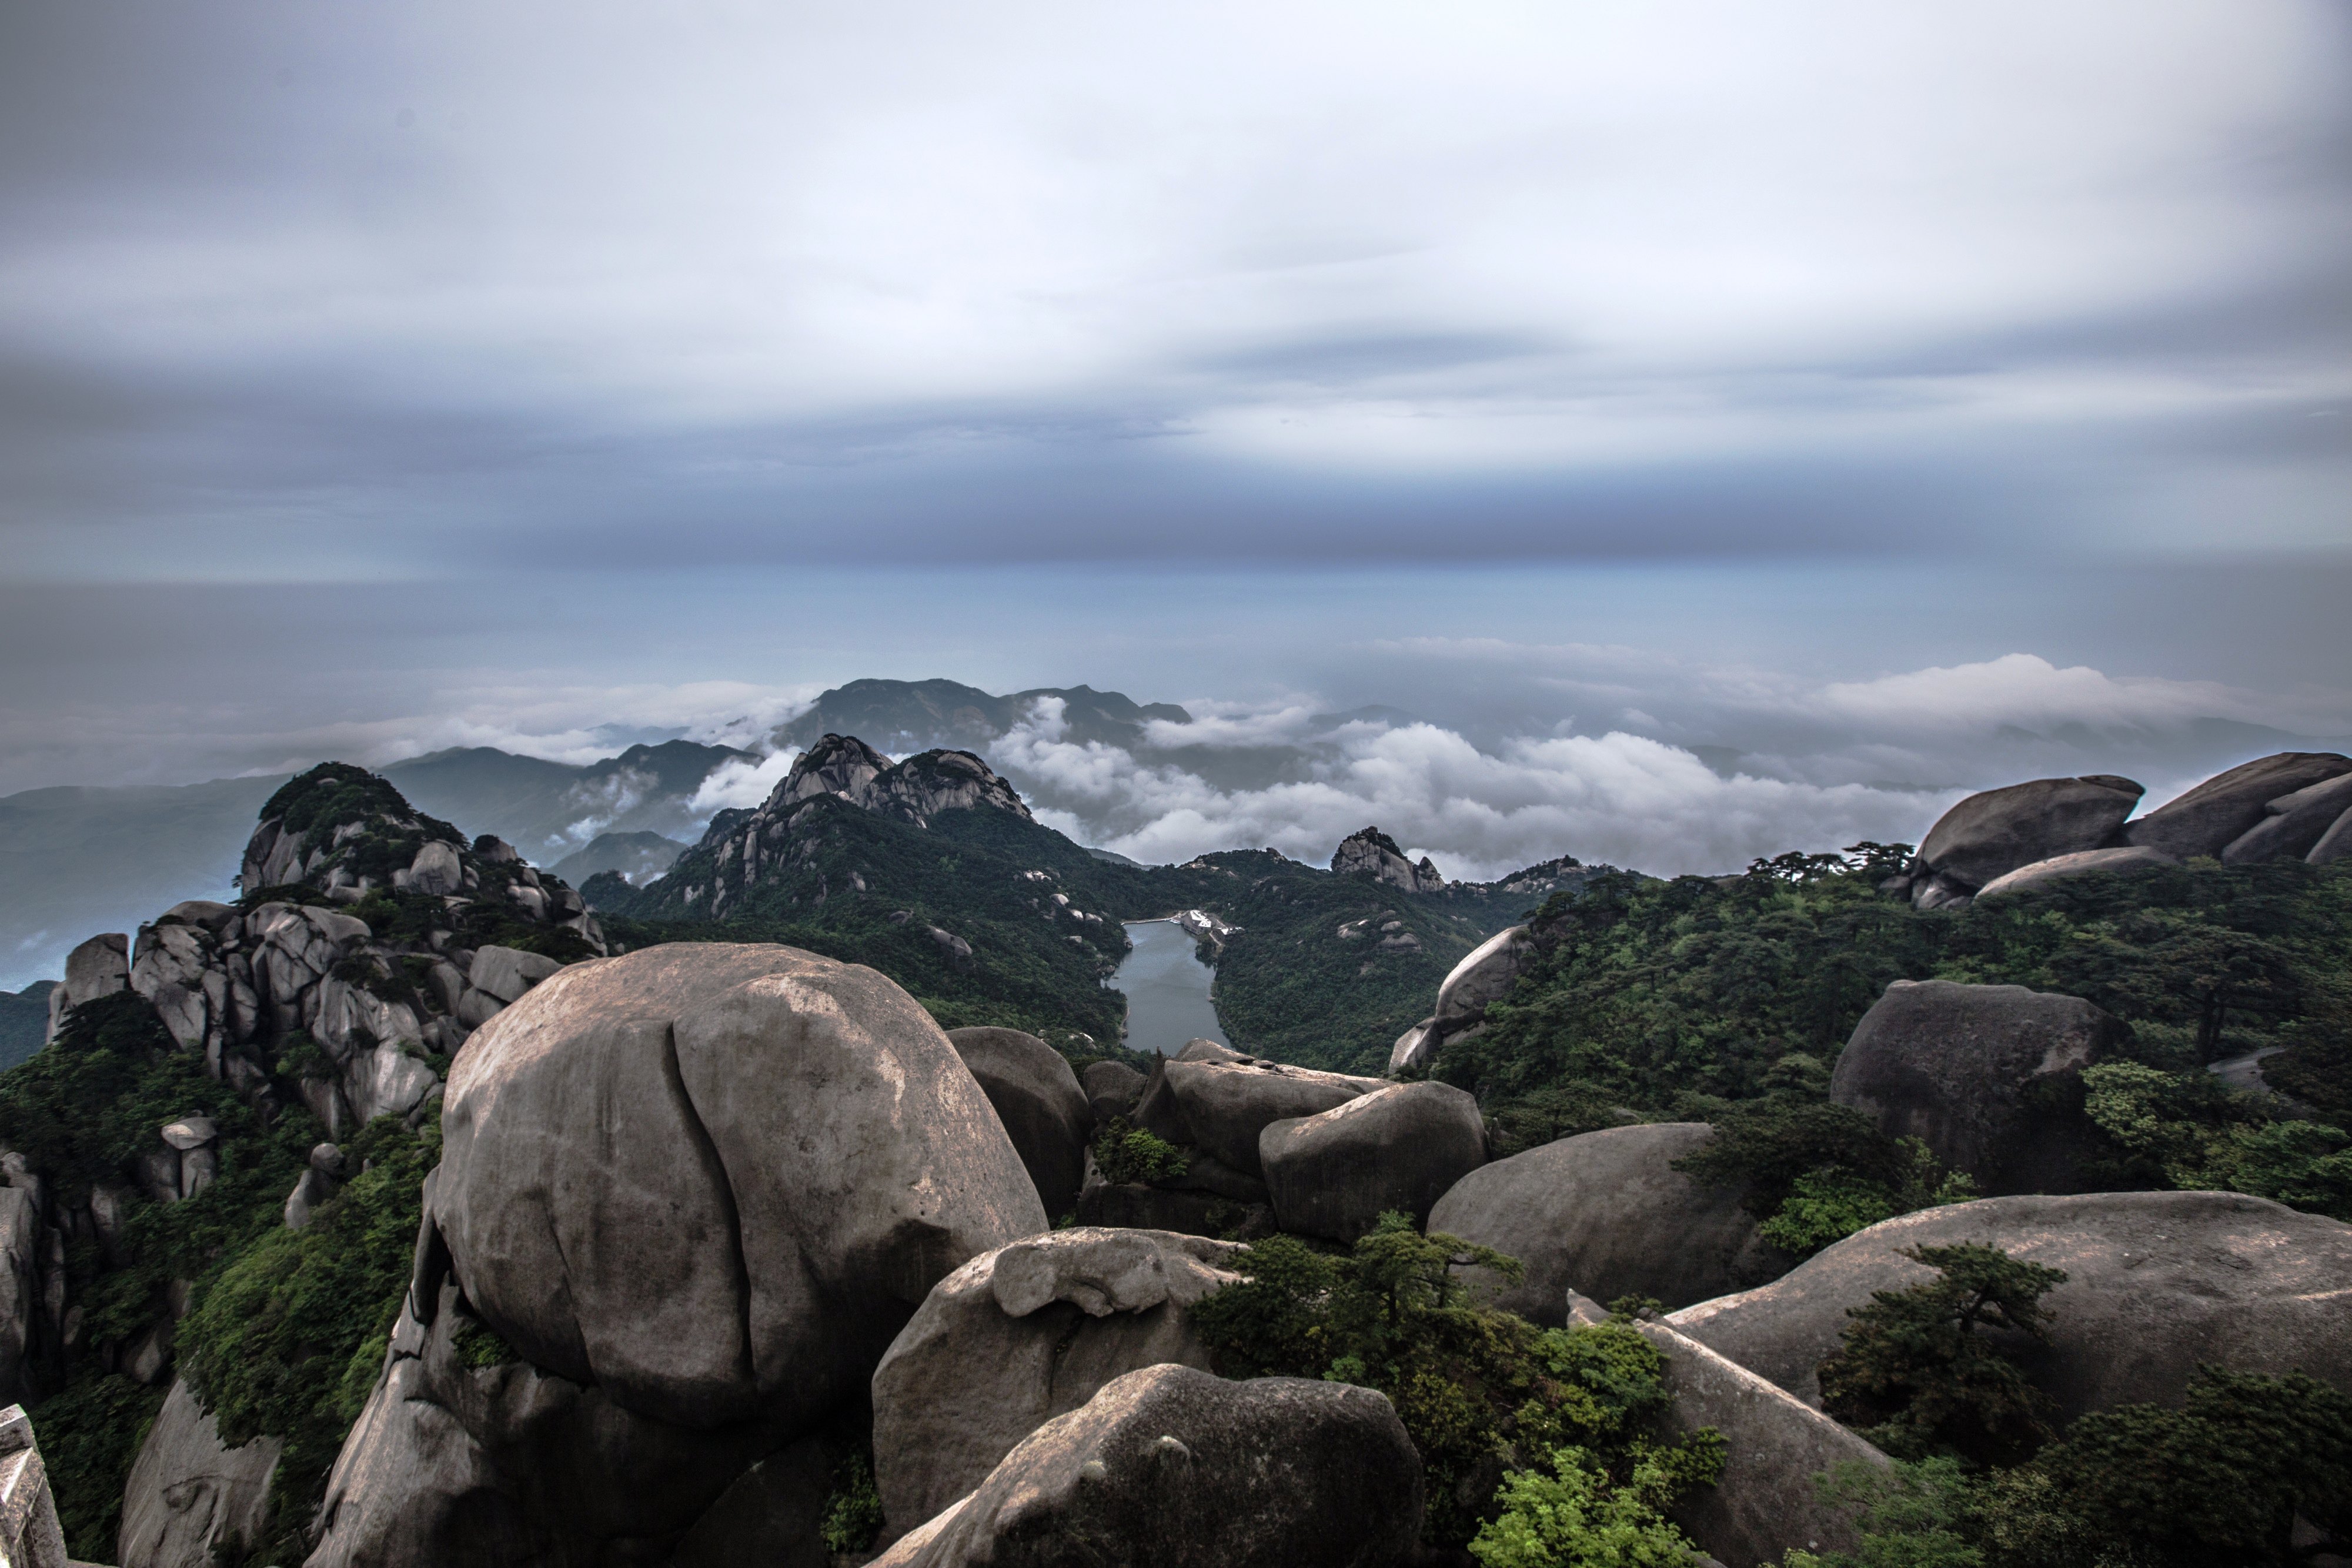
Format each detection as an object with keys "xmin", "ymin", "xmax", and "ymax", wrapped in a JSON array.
[
  {"xmin": 1909, "ymin": 775, "xmax": 2143, "ymax": 908},
  {"xmin": 871, "ymin": 1228, "xmax": 1244, "ymax": 1539},
  {"xmin": 2220, "ymin": 769, "xmax": 2352, "ymax": 865},
  {"xmin": 1621, "ymin": 1311, "xmax": 1888, "ymax": 1568},
  {"xmin": 1140, "ymin": 1055, "xmax": 1384, "ymax": 1178},
  {"xmin": 1830, "ymin": 979, "xmax": 2127, "ymax": 1195},
  {"xmin": 1428, "ymin": 1124, "xmax": 1785, "ymax": 1322},
  {"xmin": 1668, "ymin": 1191, "xmax": 2352, "ymax": 1421},
  {"xmin": 1259, "ymin": 1082, "xmax": 1486, "ymax": 1241},
  {"xmin": 947, "ymin": 1028, "xmax": 1094, "ymax": 1222},
  {"xmin": 118, "ymin": 1378, "xmax": 281, "ymax": 1568},
  {"xmin": 2123, "ymin": 751, "xmax": 2352, "ymax": 860},
  {"xmin": 1972, "ymin": 845, "xmax": 2177, "ymax": 900},
  {"xmin": 869, "ymin": 1363, "xmax": 1423, "ymax": 1568}
]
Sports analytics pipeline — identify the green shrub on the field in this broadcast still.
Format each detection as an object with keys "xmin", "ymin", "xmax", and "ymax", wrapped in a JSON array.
[
  {"xmin": 1090, "ymin": 1116, "xmax": 1190, "ymax": 1185},
  {"xmin": 1816, "ymin": 1243, "xmax": 2066, "ymax": 1466},
  {"xmin": 2083, "ymin": 1061, "xmax": 2352, "ymax": 1220},
  {"xmin": 1471, "ymin": 1446, "xmax": 1713, "ymax": 1568},
  {"xmin": 820, "ymin": 1451, "xmax": 885, "ymax": 1554},
  {"xmin": 25, "ymin": 1369, "xmax": 168, "ymax": 1560},
  {"xmin": 1193, "ymin": 1213, "xmax": 1721, "ymax": 1550}
]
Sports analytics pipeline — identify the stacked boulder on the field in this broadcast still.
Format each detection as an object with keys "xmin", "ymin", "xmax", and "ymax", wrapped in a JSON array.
[
  {"xmin": 312, "ymin": 944, "xmax": 1046, "ymax": 1566},
  {"xmin": 1388, "ymin": 924, "xmax": 1537, "ymax": 1075},
  {"xmin": 1892, "ymin": 751, "xmax": 2352, "ymax": 910},
  {"xmin": 1087, "ymin": 1042, "xmax": 1487, "ymax": 1242}
]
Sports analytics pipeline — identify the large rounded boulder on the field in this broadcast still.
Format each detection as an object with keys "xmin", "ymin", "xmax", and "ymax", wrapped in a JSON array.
[
  {"xmin": 1668, "ymin": 1191, "xmax": 2352, "ymax": 1421},
  {"xmin": 1426, "ymin": 1123, "xmax": 1785, "ymax": 1322},
  {"xmin": 2220, "ymin": 769, "xmax": 2352, "ymax": 865},
  {"xmin": 1259, "ymin": 1082, "xmax": 1486, "ymax": 1241},
  {"xmin": 870, "ymin": 1228, "xmax": 1244, "ymax": 1538},
  {"xmin": 1830, "ymin": 979, "xmax": 2127, "ymax": 1195},
  {"xmin": 1137, "ymin": 1054, "xmax": 1384, "ymax": 1178},
  {"xmin": 1909, "ymin": 775, "xmax": 2143, "ymax": 908},
  {"xmin": 946, "ymin": 1027, "xmax": 1093, "ymax": 1221},
  {"xmin": 870, "ymin": 1364, "xmax": 1424, "ymax": 1568},
  {"xmin": 1972, "ymin": 845, "xmax": 2177, "ymax": 900},
  {"xmin": 2123, "ymin": 751, "xmax": 2352, "ymax": 860},
  {"xmin": 435, "ymin": 943, "xmax": 1047, "ymax": 1433}
]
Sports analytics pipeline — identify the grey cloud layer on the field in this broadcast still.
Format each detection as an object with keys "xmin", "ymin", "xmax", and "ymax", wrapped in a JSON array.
[{"xmin": 4, "ymin": 1, "xmax": 2348, "ymax": 576}]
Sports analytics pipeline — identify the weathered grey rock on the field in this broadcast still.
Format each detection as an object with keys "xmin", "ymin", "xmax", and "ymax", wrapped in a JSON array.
[
  {"xmin": 1072, "ymin": 1183, "xmax": 1265, "ymax": 1240},
  {"xmin": 46, "ymin": 932, "xmax": 131, "ymax": 1042},
  {"xmin": 946, "ymin": 1028, "xmax": 1093, "ymax": 1221},
  {"xmin": 1329, "ymin": 827, "xmax": 1446, "ymax": 894},
  {"xmin": 463, "ymin": 945, "xmax": 560, "ymax": 1007},
  {"xmin": 1972, "ymin": 845, "xmax": 2177, "ymax": 900},
  {"xmin": 1668, "ymin": 1191, "xmax": 2352, "ymax": 1420},
  {"xmin": 1386, "ymin": 1017, "xmax": 1438, "ymax": 1076},
  {"xmin": 2222, "ymin": 769, "xmax": 2352, "ymax": 865},
  {"xmin": 285, "ymin": 1168, "xmax": 336, "ymax": 1231},
  {"xmin": 406, "ymin": 840, "xmax": 465, "ymax": 897},
  {"xmin": 868, "ymin": 1364, "xmax": 1422, "ymax": 1568},
  {"xmin": 118, "ymin": 1377, "xmax": 282, "ymax": 1568},
  {"xmin": 1155, "ymin": 1057, "xmax": 1384, "ymax": 1178},
  {"xmin": 667, "ymin": 1435, "xmax": 833, "ymax": 1568},
  {"xmin": 2124, "ymin": 751, "xmax": 2352, "ymax": 860},
  {"xmin": 871, "ymin": 1229, "xmax": 1244, "ymax": 1537},
  {"xmin": 1432, "ymin": 926, "xmax": 1536, "ymax": 1042},
  {"xmin": 2313, "ymin": 803, "xmax": 2352, "ymax": 865},
  {"xmin": 1428, "ymin": 1124, "xmax": 1784, "ymax": 1322},
  {"xmin": 0, "ymin": 1191, "xmax": 39, "ymax": 1410},
  {"xmin": 1172, "ymin": 1037, "xmax": 1242, "ymax": 1064},
  {"xmin": 435, "ymin": 943, "xmax": 1044, "ymax": 1432},
  {"xmin": 0, "ymin": 1403, "xmax": 69, "ymax": 1568},
  {"xmin": 1259, "ymin": 1082, "xmax": 1486, "ymax": 1242},
  {"xmin": 158, "ymin": 1116, "xmax": 216, "ymax": 1152},
  {"xmin": 1913, "ymin": 775, "xmax": 2143, "ymax": 902},
  {"xmin": 1080, "ymin": 1061, "xmax": 1146, "ymax": 1123},
  {"xmin": 1830, "ymin": 979, "xmax": 2126, "ymax": 1195},
  {"xmin": 1628, "ymin": 1319, "xmax": 1886, "ymax": 1567},
  {"xmin": 343, "ymin": 1047, "xmax": 438, "ymax": 1125},
  {"xmin": 927, "ymin": 927, "xmax": 973, "ymax": 966}
]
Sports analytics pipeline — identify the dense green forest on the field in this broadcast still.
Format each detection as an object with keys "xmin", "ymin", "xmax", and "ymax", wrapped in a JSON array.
[
  {"xmin": 594, "ymin": 793, "xmax": 1537, "ymax": 1072},
  {"xmin": 1430, "ymin": 852, "xmax": 2352, "ymax": 1224}
]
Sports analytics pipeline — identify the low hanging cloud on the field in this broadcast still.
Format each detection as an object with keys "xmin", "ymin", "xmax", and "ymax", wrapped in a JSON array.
[{"xmin": 996, "ymin": 697, "xmax": 1953, "ymax": 880}]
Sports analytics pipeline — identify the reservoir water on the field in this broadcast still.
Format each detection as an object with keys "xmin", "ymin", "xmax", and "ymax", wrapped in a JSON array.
[{"xmin": 1110, "ymin": 920, "xmax": 1231, "ymax": 1056}]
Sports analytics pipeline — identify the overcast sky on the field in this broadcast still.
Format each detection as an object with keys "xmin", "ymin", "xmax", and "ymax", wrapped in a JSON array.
[{"xmin": 4, "ymin": 3, "xmax": 2348, "ymax": 837}]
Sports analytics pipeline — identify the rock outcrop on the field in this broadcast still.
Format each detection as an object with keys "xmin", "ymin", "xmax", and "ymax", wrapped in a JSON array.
[
  {"xmin": 1972, "ymin": 845, "xmax": 2178, "ymax": 900},
  {"xmin": 2123, "ymin": 751, "xmax": 2352, "ymax": 861},
  {"xmin": 0, "ymin": 1404, "xmax": 69, "ymax": 1568},
  {"xmin": 1259, "ymin": 1082, "xmax": 1486, "ymax": 1241},
  {"xmin": 435, "ymin": 943, "xmax": 1045, "ymax": 1431},
  {"xmin": 631, "ymin": 736, "xmax": 1035, "ymax": 921},
  {"xmin": 1080, "ymin": 1061, "xmax": 1146, "ymax": 1124},
  {"xmin": 2219, "ymin": 768, "xmax": 2352, "ymax": 865},
  {"xmin": 44, "ymin": 932, "xmax": 129, "ymax": 1044},
  {"xmin": 869, "ymin": 1364, "xmax": 1424, "ymax": 1568},
  {"xmin": 118, "ymin": 1378, "xmax": 282, "ymax": 1568},
  {"xmin": 871, "ymin": 1228, "xmax": 1245, "ymax": 1538},
  {"xmin": 1830, "ymin": 980, "xmax": 2127, "ymax": 1195},
  {"xmin": 1392, "ymin": 924, "xmax": 1538, "ymax": 1074},
  {"xmin": 946, "ymin": 1028, "xmax": 1093, "ymax": 1221},
  {"xmin": 1329, "ymin": 827, "xmax": 1446, "ymax": 894},
  {"xmin": 1134, "ymin": 1054, "xmax": 1385, "ymax": 1179},
  {"xmin": 1902, "ymin": 775, "xmax": 2144, "ymax": 910},
  {"xmin": 315, "ymin": 944, "xmax": 1046, "ymax": 1566},
  {"xmin": 1668, "ymin": 1191, "xmax": 2352, "ymax": 1420},
  {"xmin": 1427, "ymin": 1124, "xmax": 1785, "ymax": 1320},
  {"xmin": 0, "ymin": 1191, "xmax": 39, "ymax": 1410},
  {"xmin": 1622, "ymin": 1312, "xmax": 1889, "ymax": 1567}
]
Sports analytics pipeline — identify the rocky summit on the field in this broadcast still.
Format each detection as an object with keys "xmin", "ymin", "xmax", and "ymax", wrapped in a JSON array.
[{"xmin": 0, "ymin": 744, "xmax": 2348, "ymax": 1567}]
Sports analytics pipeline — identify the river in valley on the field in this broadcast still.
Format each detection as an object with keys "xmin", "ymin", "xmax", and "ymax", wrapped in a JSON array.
[{"xmin": 1108, "ymin": 918, "xmax": 1231, "ymax": 1056}]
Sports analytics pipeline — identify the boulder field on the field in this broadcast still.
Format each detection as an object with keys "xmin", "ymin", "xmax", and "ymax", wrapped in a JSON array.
[{"xmin": 1886, "ymin": 750, "xmax": 2352, "ymax": 908}]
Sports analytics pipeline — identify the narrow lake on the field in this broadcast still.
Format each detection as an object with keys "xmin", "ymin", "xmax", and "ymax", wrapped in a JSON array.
[{"xmin": 1109, "ymin": 919, "xmax": 1231, "ymax": 1056}]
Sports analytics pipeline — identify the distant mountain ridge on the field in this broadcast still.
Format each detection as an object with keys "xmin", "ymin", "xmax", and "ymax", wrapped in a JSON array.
[{"xmin": 776, "ymin": 677, "xmax": 1191, "ymax": 754}]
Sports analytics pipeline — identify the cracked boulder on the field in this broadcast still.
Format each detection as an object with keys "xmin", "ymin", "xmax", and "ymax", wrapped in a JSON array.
[
  {"xmin": 433, "ymin": 943, "xmax": 1045, "ymax": 1434},
  {"xmin": 947, "ymin": 1027, "xmax": 1093, "ymax": 1221}
]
